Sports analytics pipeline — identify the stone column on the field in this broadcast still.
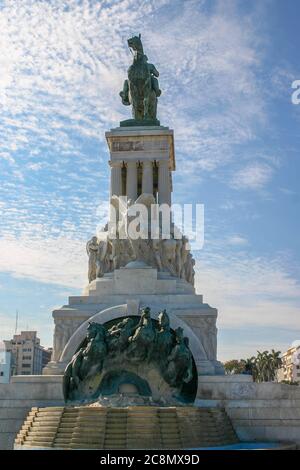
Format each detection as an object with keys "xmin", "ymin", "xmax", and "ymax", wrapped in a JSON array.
[
  {"xmin": 142, "ymin": 160, "xmax": 154, "ymax": 194},
  {"xmin": 109, "ymin": 161, "xmax": 122, "ymax": 228},
  {"xmin": 158, "ymin": 160, "xmax": 171, "ymax": 206},
  {"xmin": 110, "ymin": 161, "xmax": 123, "ymax": 197},
  {"xmin": 126, "ymin": 161, "xmax": 138, "ymax": 201}
]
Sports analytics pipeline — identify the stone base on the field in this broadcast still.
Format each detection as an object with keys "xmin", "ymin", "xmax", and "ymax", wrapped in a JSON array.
[
  {"xmin": 2, "ymin": 374, "xmax": 300, "ymax": 449},
  {"xmin": 196, "ymin": 375, "xmax": 300, "ymax": 446},
  {"xmin": 43, "ymin": 361, "xmax": 65, "ymax": 376},
  {"xmin": 14, "ymin": 404, "xmax": 237, "ymax": 449},
  {"xmin": 120, "ymin": 118, "xmax": 160, "ymax": 127},
  {"xmin": 0, "ymin": 375, "xmax": 63, "ymax": 450}
]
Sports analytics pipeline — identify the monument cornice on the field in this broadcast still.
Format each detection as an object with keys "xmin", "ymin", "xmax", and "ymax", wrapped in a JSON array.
[{"xmin": 105, "ymin": 126, "xmax": 175, "ymax": 170}]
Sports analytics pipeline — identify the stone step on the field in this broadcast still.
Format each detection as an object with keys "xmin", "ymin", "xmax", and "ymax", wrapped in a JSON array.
[
  {"xmin": 15, "ymin": 405, "xmax": 239, "ymax": 449},
  {"xmin": 25, "ymin": 430, "xmax": 57, "ymax": 436}
]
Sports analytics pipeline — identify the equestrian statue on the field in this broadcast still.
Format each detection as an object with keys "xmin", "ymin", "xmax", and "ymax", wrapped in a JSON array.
[{"xmin": 120, "ymin": 34, "xmax": 161, "ymax": 126}]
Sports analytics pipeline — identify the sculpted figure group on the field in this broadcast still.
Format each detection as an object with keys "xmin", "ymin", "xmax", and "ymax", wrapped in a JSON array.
[
  {"xmin": 86, "ymin": 191, "xmax": 195, "ymax": 285},
  {"xmin": 63, "ymin": 308, "xmax": 194, "ymax": 401},
  {"xmin": 86, "ymin": 232, "xmax": 195, "ymax": 285}
]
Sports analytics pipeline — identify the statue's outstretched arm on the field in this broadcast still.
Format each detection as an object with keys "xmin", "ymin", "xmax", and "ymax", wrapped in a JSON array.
[
  {"xmin": 152, "ymin": 65, "xmax": 159, "ymax": 77},
  {"xmin": 146, "ymin": 62, "xmax": 159, "ymax": 77},
  {"xmin": 120, "ymin": 79, "xmax": 130, "ymax": 106}
]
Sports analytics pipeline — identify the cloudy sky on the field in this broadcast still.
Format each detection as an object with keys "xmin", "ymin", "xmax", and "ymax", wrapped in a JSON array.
[{"xmin": 0, "ymin": 0, "xmax": 299, "ymax": 361}]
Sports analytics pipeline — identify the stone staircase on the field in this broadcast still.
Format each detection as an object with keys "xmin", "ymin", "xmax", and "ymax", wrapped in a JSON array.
[{"xmin": 15, "ymin": 406, "xmax": 238, "ymax": 449}]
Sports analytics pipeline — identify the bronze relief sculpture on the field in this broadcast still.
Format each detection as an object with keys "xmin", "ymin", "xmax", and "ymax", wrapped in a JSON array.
[{"xmin": 63, "ymin": 308, "xmax": 195, "ymax": 404}]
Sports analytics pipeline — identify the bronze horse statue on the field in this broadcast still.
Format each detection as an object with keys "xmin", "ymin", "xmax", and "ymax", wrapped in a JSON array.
[
  {"xmin": 63, "ymin": 322, "xmax": 107, "ymax": 401},
  {"xmin": 128, "ymin": 307, "xmax": 156, "ymax": 361},
  {"xmin": 120, "ymin": 34, "xmax": 161, "ymax": 122}
]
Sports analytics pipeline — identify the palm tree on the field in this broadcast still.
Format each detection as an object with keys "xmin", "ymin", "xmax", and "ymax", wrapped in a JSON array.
[
  {"xmin": 254, "ymin": 350, "xmax": 282, "ymax": 382},
  {"xmin": 241, "ymin": 357, "xmax": 255, "ymax": 376},
  {"xmin": 269, "ymin": 349, "xmax": 282, "ymax": 381},
  {"xmin": 255, "ymin": 351, "xmax": 267, "ymax": 382},
  {"xmin": 224, "ymin": 350, "xmax": 282, "ymax": 382}
]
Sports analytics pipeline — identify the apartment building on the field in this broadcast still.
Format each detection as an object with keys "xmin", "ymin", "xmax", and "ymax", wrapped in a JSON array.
[{"xmin": 3, "ymin": 331, "xmax": 52, "ymax": 376}]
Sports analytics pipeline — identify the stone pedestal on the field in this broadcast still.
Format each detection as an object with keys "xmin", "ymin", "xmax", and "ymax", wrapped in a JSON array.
[
  {"xmin": 109, "ymin": 161, "xmax": 123, "ymax": 196},
  {"xmin": 158, "ymin": 160, "xmax": 171, "ymax": 206},
  {"xmin": 126, "ymin": 161, "xmax": 138, "ymax": 201},
  {"xmin": 3, "ymin": 373, "xmax": 300, "ymax": 449},
  {"xmin": 45, "ymin": 125, "xmax": 224, "ymax": 380},
  {"xmin": 106, "ymin": 126, "xmax": 175, "ymax": 204},
  {"xmin": 142, "ymin": 160, "xmax": 154, "ymax": 194}
]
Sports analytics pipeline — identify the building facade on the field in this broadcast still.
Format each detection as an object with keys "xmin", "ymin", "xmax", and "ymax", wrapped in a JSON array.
[
  {"xmin": 4, "ymin": 331, "xmax": 52, "ymax": 376},
  {"xmin": 278, "ymin": 344, "xmax": 300, "ymax": 383},
  {"xmin": 0, "ymin": 349, "xmax": 11, "ymax": 384}
]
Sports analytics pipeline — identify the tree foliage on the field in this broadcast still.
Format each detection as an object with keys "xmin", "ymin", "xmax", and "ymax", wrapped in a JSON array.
[{"xmin": 224, "ymin": 350, "xmax": 282, "ymax": 382}]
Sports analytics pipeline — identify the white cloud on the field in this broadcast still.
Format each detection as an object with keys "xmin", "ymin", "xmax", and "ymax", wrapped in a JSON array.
[
  {"xmin": 27, "ymin": 162, "xmax": 43, "ymax": 171},
  {"xmin": 270, "ymin": 66, "xmax": 298, "ymax": 98},
  {"xmin": 0, "ymin": 218, "xmax": 299, "ymax": 335},
  {"xmin": 0, "ymin": 229, "xmax": 86, "ymax": 289},
  {"xmin": 0, "ymin": 0, "xmax": 269, "ymax": 177},
  {"xmin": 279, "ymin": 187, "xmax": 297, "ymax": 196},
  {"xmin": 195, "ymin": 250, "xmax": 300, "ymax": 329},
  {"xmin": 226, "ymin": 235, "xmax": 249, "ymax": 246},
  {"xmin": 0, "ymin": 0, "xmax": 275, "ymax": 285},
  {"xmin": 230, "ymin": 162, "xmax": 274, "ymax": 190}
]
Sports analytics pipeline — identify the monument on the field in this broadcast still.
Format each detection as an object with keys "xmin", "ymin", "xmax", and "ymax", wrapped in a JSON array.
[
  {"xmin": 43, "ymin": 34, "xmax": 223, "ymax": 382},
  {"xmin": 7, "ymin": 35, "xmax": 300, "ymax": 451},
  {"xmin": 12, "ymin": 35, "xmax": 237, "ymax": 450}
]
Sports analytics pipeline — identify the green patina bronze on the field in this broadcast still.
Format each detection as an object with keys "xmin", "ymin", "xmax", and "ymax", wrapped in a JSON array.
[
  {"xmin": 63, "ymin": 307, "xmax": 195, "ymax": 404},
  {"xmin": 63, "ymin": 323, "xmax": 107, "ymax": 400},
  {"xmin": 120, "ymin": 34, "xmax": 161, "ymax": 127}
]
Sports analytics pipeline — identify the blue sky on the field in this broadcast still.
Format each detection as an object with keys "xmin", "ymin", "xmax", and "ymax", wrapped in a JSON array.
[{"xmin": 0, "ymin": 0, "xmax": 299, "ymax": 361}]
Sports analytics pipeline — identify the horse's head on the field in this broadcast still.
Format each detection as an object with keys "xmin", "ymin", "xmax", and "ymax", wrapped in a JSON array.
[
  {"xmin": 127, "ymin": 34, "xmax": 143, "ymax": 54},
  {"xmin": 87, "ymin": 322, "xmax": 105, "ymax": 341},
  {"xmin": 141, "ymin": 306, "xmax": 151, "ymax": 320},
  {"xmin": 175, "ymin": 327, "xmax": 184, "ymax": 343},
  {"xmin": 158, "ymin": 309, "xmax": 169, "ymax": 329}
]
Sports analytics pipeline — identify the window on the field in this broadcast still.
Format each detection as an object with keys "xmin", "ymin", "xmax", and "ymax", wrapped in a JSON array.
[
  {"xmin": 22, "ymin": 355, "xmax": 32, "ymax": 360},
  {"xmin": 21, "ymin": 364, "xmax": 31, "ymax": 368},
  {"xmin": 0, "ymin": 372, "xmax": 3, "ymax": 377}
]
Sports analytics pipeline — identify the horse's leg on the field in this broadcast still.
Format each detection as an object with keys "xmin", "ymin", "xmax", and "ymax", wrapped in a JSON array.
[
  {"xmin": 148, "ymin": 90, "xmax": 157, "ymax": 120},
  {"xmin": 129, "ymin": 83, "xmax": 143, "ymax": 120},
  {"xmin": 132, "ymin": 96, "xmax": 143, "ymax": 120},
  {"xmin": 143, "ymin": 81, "xmax": 151, "ymax": 119},
  {"xmin": 144, "ymin": 85, "xmax": 157, "ymax": 120},
  {"xmin": 135, "ymin": 87, "xmax": 144, "ymax": 120}
]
